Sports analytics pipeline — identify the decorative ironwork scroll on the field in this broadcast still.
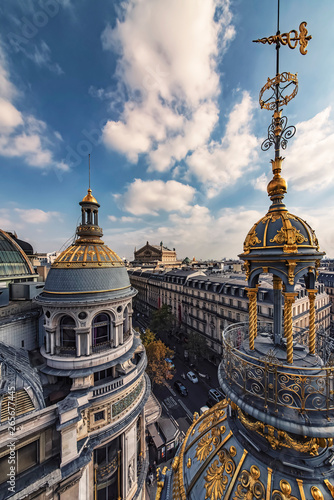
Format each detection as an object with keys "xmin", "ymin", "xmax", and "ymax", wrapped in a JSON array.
[
  {"xmin": 253, "ymin": 22, "xmax": 312, "ymax": 55},
  {"xmin": 261, "ymin": 114, "xmax": 296, "ymax": 152}
]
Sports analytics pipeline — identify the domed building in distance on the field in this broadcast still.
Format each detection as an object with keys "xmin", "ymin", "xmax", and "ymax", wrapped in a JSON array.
[{"xmin": 0, "ymin": 189, "xmax": 152, "ymax": 499}]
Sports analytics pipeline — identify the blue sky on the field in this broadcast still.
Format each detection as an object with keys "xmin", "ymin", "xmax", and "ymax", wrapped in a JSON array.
[{"xmin": 1, "ymin": 0, "xmax": 334, "ymax": 261}]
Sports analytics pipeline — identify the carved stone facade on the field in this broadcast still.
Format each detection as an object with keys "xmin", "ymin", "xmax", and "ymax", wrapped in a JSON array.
[{"xmin": 134, "ymin": 241, "xmax": 177, "ymax": 266}]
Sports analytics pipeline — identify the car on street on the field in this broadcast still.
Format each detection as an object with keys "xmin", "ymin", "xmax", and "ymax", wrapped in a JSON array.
[
  {"xmin": 208, "ymin": 389, "xmax": 223, "ymax": 403},
  {"xmin": 186, "ymin": 371, "xmax": 198, "ymax": 384},
  {"xmin": 174, "ymin": 380, "xmax": 188, "ymax": 396}
]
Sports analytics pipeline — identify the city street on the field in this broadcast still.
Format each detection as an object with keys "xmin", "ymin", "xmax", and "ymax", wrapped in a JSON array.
[{"xmin": 134, "ymin": 316, "xmax": 223, "ymax": 433}]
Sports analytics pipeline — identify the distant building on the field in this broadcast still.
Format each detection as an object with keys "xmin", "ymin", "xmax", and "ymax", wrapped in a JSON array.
[
  {"xmin": 0, "ymin": 229, "xmax": 43, "ymax": 350},
  {"xmin": 128, "ymin": 268, "xmax": 331, "ymax": 365},
  {"xmin": 133, "ymin": 241, "xmax": 178, "ymax": 268},
  {"xmin": 318, "ymin": 270, "xmax": 334, "ymax": 333}
]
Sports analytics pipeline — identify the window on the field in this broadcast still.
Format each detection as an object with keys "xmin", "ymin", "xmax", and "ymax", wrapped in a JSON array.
[
  {"xmin": 94, "ymin": 410, "xmax": 105, "ymax": 422},
  {"xmin": 0, "ymin": 441, "xmax": 39, "ymax": 484},
  {"xmin": 60, "ymin": 315, "xmax": 76, "ymax": 348},
  {"xmin": 92, "ymin": 313, "xmax": 111, "ymax": 346}
]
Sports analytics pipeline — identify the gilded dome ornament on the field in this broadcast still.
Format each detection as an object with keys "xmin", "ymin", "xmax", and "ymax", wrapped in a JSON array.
[
  {"xmin": 272, "ymin": 480, "xmax": 298, "ymax": 500},
  {"xmin": 204, "ymin": 447, "xmax": 237, "ymax": 500},
  {"xmin": 234, "ymin": 465, "xmax": 265, "ymax": 500}
]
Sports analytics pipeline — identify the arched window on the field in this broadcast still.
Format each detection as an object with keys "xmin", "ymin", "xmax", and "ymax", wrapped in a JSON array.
[
  {"xmin": 60, "ymin": 316, "xmax": 76, "ymax": 349},
  {"xmin": 92, "ymin": 313, "xmax": 111, "ymax": 346}
]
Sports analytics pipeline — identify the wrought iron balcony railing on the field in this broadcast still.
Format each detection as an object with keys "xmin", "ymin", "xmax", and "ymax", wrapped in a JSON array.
[{"xmin": 220, "ymin": 322, "xmax": 334, "ymax": 418}]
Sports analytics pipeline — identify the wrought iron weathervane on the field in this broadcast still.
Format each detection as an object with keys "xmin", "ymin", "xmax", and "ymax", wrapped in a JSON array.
[{"xmin": 253, "ymin": 0, "xmax": 312, "ymax": 159}]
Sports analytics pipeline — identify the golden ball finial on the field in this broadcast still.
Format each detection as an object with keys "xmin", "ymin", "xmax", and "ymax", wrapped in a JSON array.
[
  {"xmin": 82, "ymin": 188, "xmax": 98, "ymax": 204},
  {"xmin": 267, "ymin": 157, "xmax": 287, "ymax": 200}
]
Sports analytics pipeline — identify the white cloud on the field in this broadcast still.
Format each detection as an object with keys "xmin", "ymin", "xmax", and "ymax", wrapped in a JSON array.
[
  {"xmin": 24, "ymin": 40, "xmax": 64, "ymax": 75},
  {"xmin": 0, "ymin": 97, "xmax": 23, "ymax": 131},
  {"xmin": 187, "ymin": 92, "xmax": 258, "ymax": 197},
  {"xmin": 14, "ymin": 208, "xmax": 62, "ymax": 224},
  {"xmin": 252, "ymin": 172, "xmax": 268, "ymax": 192},
  {"xmin": 0, "ymin": 42, "xmax": 68, "ymax": 171},
  {"xmin": 102, "ymin": 0, "xmax": 235, "ymax": 170},
  {"xmin": 283, "ymin": 107, "xmax": 334, "ymax": 191},
  {"xmin": 103, "ymin": 205, "xmax": 263, "ymax": 261},
  {"xmin": 108, "ymin": 215, "xmax": 141, "ymax": 223},
  {"xmin": 114, "ymin": 179, "xmax": 196, "ymax": 215}
]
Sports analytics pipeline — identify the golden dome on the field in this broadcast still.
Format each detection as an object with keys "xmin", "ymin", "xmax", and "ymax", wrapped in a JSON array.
[
  {"xmin": 52, "ymin": 242, "xmax": 124, "ymax": 268},
  {"xmin": 242, "ymin": 210, "xmax": 319, "ymax": 255},
  {"xmin": 82, "ymin": 188, "xmax": 98, "ymax": 204}
]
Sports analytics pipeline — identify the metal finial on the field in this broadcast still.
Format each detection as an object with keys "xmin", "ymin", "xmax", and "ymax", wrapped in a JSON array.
[
  {"xmin": 89, "ymin": 154, "xmax": 91, "ymax": 189},
  {"xmin": 253, "ymin": 0, "xmax": 311, "ymax": 206}
]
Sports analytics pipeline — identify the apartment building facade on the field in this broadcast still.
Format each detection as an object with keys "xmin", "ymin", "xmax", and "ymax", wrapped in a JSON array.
[{"xmin": 129, "ymin": 268, "xmax": 331, "ymax": 365}]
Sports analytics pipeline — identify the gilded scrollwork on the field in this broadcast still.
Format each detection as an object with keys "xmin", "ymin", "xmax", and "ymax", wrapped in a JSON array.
[
  {"xmin": 253, "ymin": 22, "xmax": 311, "ymax": 56},
  {"xmin": 204, "ymin": 447, "xmax": 236, "ymax": 500},
  {"xmin": 237, "ymin": 408, "xmax": 321, "ymax": 456},
  {"xmin": 196, "ymin": 425, "xmax": 226, "ymax": 462},
  {"xmin": 233, "ymin": 465, "xmax": 265, "ymax": 500},
  {"xmin": 270, "ymin": 227, "xmax": 307, "ymax": 246},
  {"xmin": 198, "ymin": 408, "xmax": 226, "ymax": 433},
  {"xmin": 272, "ymin": 480, "xmax": 298, "ymax": 500}
]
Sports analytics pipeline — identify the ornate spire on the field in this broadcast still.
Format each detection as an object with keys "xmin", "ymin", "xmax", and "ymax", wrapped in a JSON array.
[{"xmin": 253, "ymin": 0, "xmax": 312, "ymax": 208}]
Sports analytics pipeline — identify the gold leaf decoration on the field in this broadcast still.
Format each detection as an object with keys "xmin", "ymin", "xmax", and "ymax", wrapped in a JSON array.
[
  {"xmin": 244, "ymin": 228, "xmax": 261, "ymax": 252},
  {"xmin": 204, "ymin": 449, "xmax": 236, "ymax": 500},
  {"xmin": 272, "ymin": 479, "xmax": 298, "ymax": 500},
  {"xmin": 196, "ymin": 433, "xmax": 214, "ymax": 462},
  {"xmin": 196, "ymin": 424, "xmax": 227, "ymax": 462},
  {"xmin": 311, "ymin": 487, "xmax": 324, "ymax": 500},
  {"xmin": 234, "ymin": 465, "xmax": 265, "ymax": 500},
  {"xmin": 205, "ymin": 459, "xmax": 228, "ymax": 500},
  {"xmin": 270, "ymin": 227, "xmax": 307, "ymax": 246}
]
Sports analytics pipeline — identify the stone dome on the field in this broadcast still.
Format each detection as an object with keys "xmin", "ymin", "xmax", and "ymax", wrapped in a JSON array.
[
  {"xmin": 242, "ymin": 209, "xmax": 319, "ymax": 257},
  {"xmin": 38, "ymin": 189, "xmax": 135, "ymax": 302},
  {"xmin": 0, "ymin": 229, "xmax": 35, "ymax": 278}
]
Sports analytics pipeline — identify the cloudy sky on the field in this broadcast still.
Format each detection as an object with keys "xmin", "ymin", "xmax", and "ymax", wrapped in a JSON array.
[{"xmin": 1, "ymin": 0, "xmax": 334, "ymax": 261}]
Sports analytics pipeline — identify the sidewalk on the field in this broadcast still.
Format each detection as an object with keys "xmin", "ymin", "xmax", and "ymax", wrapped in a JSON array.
[{"xmin": 145, "ymin": 441, "xmax": 174, "ymax": 500}]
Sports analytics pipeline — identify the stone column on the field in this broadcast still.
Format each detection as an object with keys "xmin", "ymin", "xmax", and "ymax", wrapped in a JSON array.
[
  {"xmin": 128, "ymin": 310, "xmax": 133, "ymax": 333},
  {"xmin": 45, "ymin": 328, "xmax": 53, "ymax": 353},
  {"xmin": 116, "ymin": 322, "xmax": 123, "ymax": 345},
  {"xmin": 76, "ymin": 332, "xmax": 80, "ymax": 357},
  {"xmin": 246, "ymin": 288, "xmax": 258, "ymax": 350},
  {"xmin": 307, "ymin": 289, "xmax": 317, "ymax": 355},
  {"xmin": 50, "ymin": 330, "xmax": 55, "ymax": 355},
  {"xmin": 273, "ymin": 276, "xmax": 283, "ymax": 344},
  {"xmin": 113, "ymin": 322, "xmax": 119, "ymax": 347},
  {"xmin": 140, "ymin": 410, "xmax": 145, "ymax": 458},
  {"xmin": 86, "ymin": 331, "xmax": 91, "ymax": 356},
  {"xmin": 283, "ymin": 292, "xmax": 298, "ymax": 364}
]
